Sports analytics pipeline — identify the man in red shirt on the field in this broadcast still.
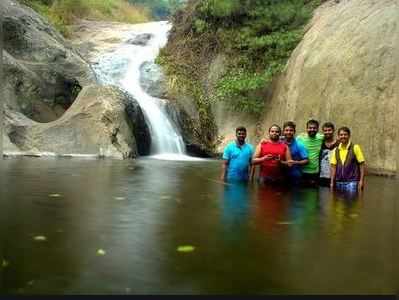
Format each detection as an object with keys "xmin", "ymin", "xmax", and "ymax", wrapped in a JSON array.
[{"xmin": 252, "ymin": 124, "xmax": 292, "ymax": 185}]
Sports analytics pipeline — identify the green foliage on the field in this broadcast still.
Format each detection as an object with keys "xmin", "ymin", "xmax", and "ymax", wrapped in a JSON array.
[
  {"xmin": 159, "ymin": 0, "xmax": 323, "ymax": 116},
  {"xmin": 127, "ymin": 0, "xmax": 186, "ymax": 20},
  {"xmin": 20, "ymin": 0, "xmax": 151, "ymax": 36},
  {"xmin": 214, "ymin": 63, "xmax": 283, "ymax": 115},
  {"xmin": 199, "ymin": 0, "xmax": 241, "ymax": 18}
]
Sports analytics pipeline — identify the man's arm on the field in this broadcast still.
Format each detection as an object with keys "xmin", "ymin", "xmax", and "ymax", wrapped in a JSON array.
[
  {"xmin": 252, "ymin": 143, "xmax": 263, "ymax": 165},
  {"xmin": 353, "ymin": 144, "xmax": 366, "ymax": 191},
  {"xmin": 280, "ymin": 146, "xmax": 293, "ymax": 167},
  {"xmin": 294, "ymin": 158, "xmax": 309, "ymax": 165},
  {"xmin": 296, "ymin": 142, "xmax": 309, "ymax": 165},
  {"xmin": 220, "ymin": 160, "xmax": 228, "ymax": 181},
  {"xmin": 285, "ymin": 146, "xmax": 292, "ymax": 161},
  {"xmin": 252, "ymin": 143, "xmax": 272, "ymax": 165},
  {"xmin": 358, "ymin": 162, "xmax": 365, "ymax": 191},
  {"xmin": 221, "ymin": 145, "xmax": 230, "ymax": 182}
]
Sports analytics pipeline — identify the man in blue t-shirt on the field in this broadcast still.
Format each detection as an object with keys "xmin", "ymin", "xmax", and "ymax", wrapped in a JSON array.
[
  {"xmin": 282, "ymin": 121, "xmax": 309, "ymax": 185},
  {"xmin": 221, "ymin": 126, "xmax": 254, "ymax": 183}
]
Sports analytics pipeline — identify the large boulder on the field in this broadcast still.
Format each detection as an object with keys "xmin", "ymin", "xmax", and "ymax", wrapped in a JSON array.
[
  {"xmin": 260, "ymin": 0, "xmax": 399, "ymax": 175},
  {"xmin": 4, "ymin": 85, "xmax": 151, "ymax": 159},
  {"xmin": 0, "ymin": 0, "xmax": 95, "ymax": 122}
]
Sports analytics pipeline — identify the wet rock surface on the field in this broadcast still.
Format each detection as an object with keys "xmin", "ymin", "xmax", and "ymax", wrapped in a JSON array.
[{"xmin": 126, "ymin": 33, "xmax": 153, "ymax": 46}]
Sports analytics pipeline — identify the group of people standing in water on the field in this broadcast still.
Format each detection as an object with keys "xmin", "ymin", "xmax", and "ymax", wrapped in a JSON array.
[{"xmin": 221, "ymin": 119, "xmax": 366, "ymax": 193}]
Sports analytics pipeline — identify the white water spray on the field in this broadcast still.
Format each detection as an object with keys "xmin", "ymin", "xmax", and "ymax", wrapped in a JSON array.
[{"xmin": 94, "ymin": 22, "xmax": 196, "ymax": 161}]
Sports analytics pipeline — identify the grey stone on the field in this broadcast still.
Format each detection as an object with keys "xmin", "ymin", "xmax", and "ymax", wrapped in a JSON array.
[
  {"xmin": 126, "ymin": 33, "xmax": 153, "ymax": 46},
  {"xmin": 0, "ymin": 0, "xmax": 95, "ymax": 122}
]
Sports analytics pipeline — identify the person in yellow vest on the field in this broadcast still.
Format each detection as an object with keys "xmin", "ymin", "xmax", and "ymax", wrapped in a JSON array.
[{"xmin": 330, "ymin": 126, "xmax": 366, "ymax": 193}]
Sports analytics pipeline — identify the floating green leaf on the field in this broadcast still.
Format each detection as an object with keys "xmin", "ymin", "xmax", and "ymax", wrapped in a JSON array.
[
  {"xmin": 49, "ymin": 193, "xmax": 62, "ymax": 198},
  {"xmin": 277, "ymin": 221, "xmax": 294, "ymax": 225},
  {"xmin": 97, "ymin": 249, "xmax": 106, "ymax": 256},
  {"xmin": 177, "ymin": 245, "xmax": 195, "ymax": 253},
  {"xmin": 2, "ymin": 259, "xmax": 9, "ymax": 268},
  {"xmin": 33, "ymin": 236, "xmax": 47, "ymax": 241}
]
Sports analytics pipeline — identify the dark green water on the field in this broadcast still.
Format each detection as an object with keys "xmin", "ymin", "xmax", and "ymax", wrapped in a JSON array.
[{"xmin": 0, "ymin": 157, "xmax": 397, "ymax": 294}]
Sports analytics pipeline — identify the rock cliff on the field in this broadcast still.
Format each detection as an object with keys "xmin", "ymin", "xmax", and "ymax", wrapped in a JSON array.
[
  {"xmin": 260, "ymin": 0, "xmax": 399, "ymax": 175},
  {"xmin": 2, "ymin": 1, "xmax": 151, "ymax": 158},
  {"xmin": 1, "ymin": 0, "xmax": 95, "ymax": 122}
]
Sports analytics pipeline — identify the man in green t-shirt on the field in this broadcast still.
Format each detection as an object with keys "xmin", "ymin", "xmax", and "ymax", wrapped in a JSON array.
[{"xmin": 296, "ymin": 119, "xmax": 324, "ymax": 186}]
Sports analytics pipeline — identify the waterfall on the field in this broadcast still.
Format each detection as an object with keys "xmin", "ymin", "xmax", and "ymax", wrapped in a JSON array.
[{"xmin": 93, "ymin": 21, "xmax": 189, "ymax": 160}]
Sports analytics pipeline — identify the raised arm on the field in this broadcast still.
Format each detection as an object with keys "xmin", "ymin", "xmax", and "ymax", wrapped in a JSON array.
[
  {"xmin": 252, "ymin": 143, "xmax": 264, "ymax": 165},
  {"xmin": 358, "ymin": 162, "xmax": 365, "ymax": 191}
]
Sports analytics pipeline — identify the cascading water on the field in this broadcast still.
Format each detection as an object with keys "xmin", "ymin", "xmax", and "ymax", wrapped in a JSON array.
[{"xmin": 93, "ymin": 21, "xmax": 190, "ymax": 160}]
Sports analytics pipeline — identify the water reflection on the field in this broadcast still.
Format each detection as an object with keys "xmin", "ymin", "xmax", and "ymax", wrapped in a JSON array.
[
  {"xmin": 286, "ymin": 188, "xmax": 320, "ymax": 241},
  {"xmin": 220, "ymin": 183, "xmax": 249, "ymax": 243},
  {"xmin": 0, "ymin": 158, "xmax": 396, "ymax": 294},
  {"xmin": 255, "ymin": 185, "xmax": 289, "ymax": 233}
]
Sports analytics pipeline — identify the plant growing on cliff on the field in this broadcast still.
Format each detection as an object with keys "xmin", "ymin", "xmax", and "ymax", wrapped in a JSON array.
[
  {"xmin": 20, "ymin": 0, "xmax": 151, "ymax": 36},
  {"xmin": 159, "ymin": 0, "xmax": 325, "ymax": 116}
]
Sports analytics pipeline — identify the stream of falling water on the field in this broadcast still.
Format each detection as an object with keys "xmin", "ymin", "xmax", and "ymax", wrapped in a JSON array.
[{"xmin": 93, "ymin": 21, "xmax": 195, "ymax": 161}]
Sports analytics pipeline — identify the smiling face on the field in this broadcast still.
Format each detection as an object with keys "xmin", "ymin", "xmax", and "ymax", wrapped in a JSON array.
[
  {"xmin": 269, "ymin": 126, "xmax": 281, "ymax": 142},
  {"xmin": 283, "ymin": 126, "xmax": 295, "ymax": 141},
  {"xmin": 322, "ymin": 126, "xmax": 334, "ymax": 140},
  {"xmin": 236, "ymin": 130, "xmax": 247, "ymax": 145},
  {"xmin": 307, "ymin": 123, "xmax": 319, "ymax": 138},
  {"xmin": 338, "ymin": 130, "xmax": 350, "ymax": 145}
]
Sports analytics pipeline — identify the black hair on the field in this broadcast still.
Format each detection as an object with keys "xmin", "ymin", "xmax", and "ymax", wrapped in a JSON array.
[
  {"xmin": 322, "ymin": 122, "xmax": 335, "ymax": 130},
  {"xmin": 337, "ymin": 126, "xmax": 351, "ymax": 136},
  {"xmin": 306, "ymin": 119, "xmax": 319, "ymax": 128},
  {"xmin": 283, "ymin": 121, "xmax": 296, "ymax": 131},
  {"xmin": 236, "ymin": 126, "xmax": 247, "ymax": 133},
  {"xmin": 269, "ymin": 124, "xmax": 281, "ymax": 134}
]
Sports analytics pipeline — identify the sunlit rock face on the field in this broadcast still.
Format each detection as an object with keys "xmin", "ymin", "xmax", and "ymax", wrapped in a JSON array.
[
  {"xmin": 0, "ymin": 0, "xmax": 95, "ymax": 122},
  {"xmin": 4, "ymin": 85, "xmax": 151, "ymax": 159},
  {"xmin": 260, "ymin": 0, "xmax": 399, "ymax": 175}
]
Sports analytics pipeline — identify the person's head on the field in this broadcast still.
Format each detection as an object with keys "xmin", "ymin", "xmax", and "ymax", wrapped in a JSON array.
[
  {"xmin": 337, "ymin": 126, "xmax": 351, "ymax": 145},
  {"xmin": 235, "ymin": 126, "xmax": 247, "ymax": 145},
  {"xmin": 322, "ymin": 122, "xmax": 335, "ymax": 140},
  {"xmin": 283, "ymin": 121, "xmax": 296, "ymax": 141},
  {"xmin": 306, "ymin": 119, "xmax": 319, "ymax": 137},
  {"xmin": 268, "ymin": 124, "xmax": 281, "ymax": 142}
]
